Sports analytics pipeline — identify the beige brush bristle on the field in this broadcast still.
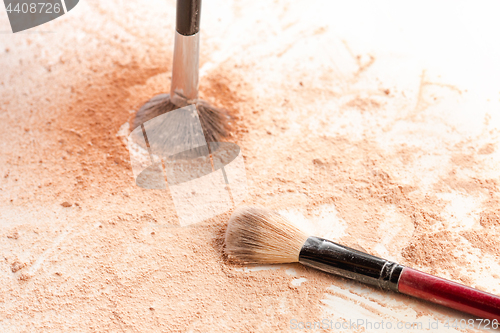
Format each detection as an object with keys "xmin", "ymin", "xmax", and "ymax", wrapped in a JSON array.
[{"xmin": 224, "ymin": 206, "xmax": 310, "ymax": 264}]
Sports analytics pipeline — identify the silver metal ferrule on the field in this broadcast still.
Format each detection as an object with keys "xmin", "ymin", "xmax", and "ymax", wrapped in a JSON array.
[{"xmin": 170, "ymin": 31, "xmax": 200, "ymax": 107}]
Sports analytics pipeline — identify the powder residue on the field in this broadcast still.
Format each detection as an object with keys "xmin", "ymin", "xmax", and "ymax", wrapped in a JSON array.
[{"xmin": 1, "ymin": 1, "xmax": 499, "ymax": 332}]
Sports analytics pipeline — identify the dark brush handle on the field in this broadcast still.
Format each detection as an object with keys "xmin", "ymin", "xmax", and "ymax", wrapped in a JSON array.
[
  {"xmin": 299, "ymin": 237, "xmax": 500, "ymax": 320},
  {"xmin": 176, "ymin": 0, "xmax": 201, "ymax": 36},
  {"xmin": 299, "ymin": 237, "xmax": 404, "ymax": 292},
  {"xmin": 171, "ymin": 0, "xmax": 202, "ymax": 104},
  {"xmin": 398, "ymin": 267, "xmax": 500, "ymax": 320}
]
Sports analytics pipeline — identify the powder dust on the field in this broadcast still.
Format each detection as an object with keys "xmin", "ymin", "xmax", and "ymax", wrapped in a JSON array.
[
  {"xmin": 1, "ymin": 1, "xmax": 500, "ymax": 332},
  {"xmin": 2, "ymin": 53, "xmax": 499, "ymax": 333}
]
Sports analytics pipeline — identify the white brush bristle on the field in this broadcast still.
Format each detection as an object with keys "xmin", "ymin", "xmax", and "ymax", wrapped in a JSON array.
[{"xmin": 224, "ymin": 206, "xmax": 310, "ymax": 264}]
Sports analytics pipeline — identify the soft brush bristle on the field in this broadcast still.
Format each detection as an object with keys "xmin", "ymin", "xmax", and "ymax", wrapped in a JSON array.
[
  {"xmin": 224, "ymin": 206, "xmax": 310, "ymax": 264},
  {"xmin": 132, "ymin": 94, "xmax": 232, "ymax": 145}
]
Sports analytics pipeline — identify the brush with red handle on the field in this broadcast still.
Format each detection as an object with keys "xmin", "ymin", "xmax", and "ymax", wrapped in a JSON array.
[{"xmin": 224, "ymin": 206, "xmax": 500, "ymax": 320}]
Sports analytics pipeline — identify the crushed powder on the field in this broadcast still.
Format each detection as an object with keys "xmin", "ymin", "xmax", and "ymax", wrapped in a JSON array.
[{"xmin": 0, "ymin": 1, "xmax": 499, "ymax": 332}]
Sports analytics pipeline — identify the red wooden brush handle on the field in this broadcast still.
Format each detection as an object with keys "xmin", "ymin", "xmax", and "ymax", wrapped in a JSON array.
[{"xmin": 398, "ymin": 267, "xmax": 500, "ymax": 320}]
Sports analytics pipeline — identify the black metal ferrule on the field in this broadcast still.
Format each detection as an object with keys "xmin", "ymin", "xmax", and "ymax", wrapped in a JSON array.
[
  {"xmin": 299, "ymin": 237, "xmax": 404, "ymax": 292},
  {"xmin": 176, "ymin": 0, "xmax": 202, "ymax": 36}
]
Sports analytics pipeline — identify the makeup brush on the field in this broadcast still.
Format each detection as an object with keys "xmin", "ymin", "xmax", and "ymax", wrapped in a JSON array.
[
  {"xmin": 225, "ymin": 206, "xmax": 500, "ymax": 321},
  {"xmin": 132, "ymin": 0, "xmax": 231, "ymax": 147}
]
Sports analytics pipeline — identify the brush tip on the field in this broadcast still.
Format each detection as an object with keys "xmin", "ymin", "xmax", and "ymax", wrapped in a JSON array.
[
  {"xmin": 224, "ymin": 206, "xmax": 309, "ymax": 264},
  {"xmin": 132, "ymin": 94, "xmax": 176, "ymax": 131},
  {"xmin": 132, "ymin": 94, "xmax": 232, "ymax": 144}
]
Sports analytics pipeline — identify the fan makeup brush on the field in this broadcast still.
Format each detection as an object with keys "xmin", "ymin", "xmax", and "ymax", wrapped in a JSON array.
[
  {"xmin": 225, "ymin": 206, "xmax": 500, "ymax": 321},
  {"xmin": 132, "ymin": 0, "xmax": 231, "ymax": 147}
]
